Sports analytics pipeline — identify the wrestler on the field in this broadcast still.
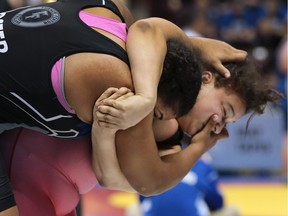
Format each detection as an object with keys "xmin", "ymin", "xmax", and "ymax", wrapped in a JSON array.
[
  {"xmin": 93, "ymin": 58, "xmax": 282, "ymax": 194},
  {"xmin": 0, "ymin": 58, "xmax": 281, "ymax": 215},
  {"xmin": 0, "ymin": 0, "xmax": 247, "ymax": 214}
]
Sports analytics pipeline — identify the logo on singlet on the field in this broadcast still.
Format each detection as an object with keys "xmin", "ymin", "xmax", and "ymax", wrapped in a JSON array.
[{"xmin": 11, "ymin": 6, "xmax": 60, "ymax": 27}]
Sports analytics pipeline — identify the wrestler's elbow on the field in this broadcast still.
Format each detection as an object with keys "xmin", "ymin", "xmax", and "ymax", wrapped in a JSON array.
[
  {"xmin": 95, "ymin": 171, "xmax": 116, "ymax": 188},
  {"xmin": 97, "ymin": 172, "xmax": 172, "ymax": 195},
  {"xmin": 131, "ymin": 19, "xmax": 154, "ymax": 33},
  {"xmin": 93, "ymin": 166, "xmax": 113, "ymax": 189},
  {"xmin": 97, "ymin": 176, "xmax": 119, "ymax": 189},
  {"xmin": 133, "ymin": 185, "xmax": 167, "ymax": 197},
  {"xmin": 128, "ymin": 176, "xmax": 169, "ymax": 196},
  {"xmin": 96, "ymin": 175, "xmax": 109, "ymax": 188},
  {"xmin": 97, "ymin": 177, "xmax": 135, "ymax": 193},
  {"xmin": 94, "ymin": 168, "xmax": 135, "ymax": 192}
]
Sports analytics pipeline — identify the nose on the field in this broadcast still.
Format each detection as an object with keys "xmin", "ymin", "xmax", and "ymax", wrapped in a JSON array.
[{"xmin": 214, "ymin": 121, "xmax": 226, "ymax": 134}]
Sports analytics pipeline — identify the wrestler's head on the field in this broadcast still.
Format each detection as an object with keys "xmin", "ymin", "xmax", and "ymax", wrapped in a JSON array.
[
  {"xmin": 155, "ymin": 39, "xmax": 203, "ymax": 120},
  {"xmin": 177, "ymin": 58, "xmax": 281, "ymax": 137}
]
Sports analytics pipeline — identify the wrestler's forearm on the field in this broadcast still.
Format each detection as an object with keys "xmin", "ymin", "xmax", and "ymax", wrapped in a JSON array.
[
  {"xmin": 116, "ymin": 114, "xmax": 224, "ymax": 196},
  {"xmin": 126, "ymin": 20, "xmax": 167, "ymax": 112},
  {"xmin": 127, "ymin": 18, "xmax": 191, "ymax": 97},
  {"xmin": 91, "ymin": 124, "xmax": 135, "ymax": 193},
  {"xmin": 116, "ymin": 137, "xmax": 202, "ymax": 196},
  {"xmin": 126, "ymin": 18, "xmax": 190, "ymax": 113},
  {"xmin": 115, "ymin": 115, "xmax": 194, "ymax": 195}
]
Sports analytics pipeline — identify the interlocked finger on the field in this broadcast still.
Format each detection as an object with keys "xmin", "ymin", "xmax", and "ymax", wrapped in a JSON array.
[
  {"xmin": 97, "ymin": 120, "xmax": 118, "ymax": 129},
  {"xmin": 96, "ymin": 87, "xmax": 119, "ymax": 107},
  {"xmin": 103, "ymin": 92, "xmax": 134, "ymax": 109},
  {"xmin": 103, "ymin": 87, "xmax": 131, "ymax": 101},
  {"xmin": 95, "ymin": 110, "xmax": 123, "ymax": 125},
  {"xmin": 95, "ymin": 111, "xmax": 111, "ymax": 122},
  {"xmin": 97, "ymin": 103, "xmax": 122, "ymax": 117}
]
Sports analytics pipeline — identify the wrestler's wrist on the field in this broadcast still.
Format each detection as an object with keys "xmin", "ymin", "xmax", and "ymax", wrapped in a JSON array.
[
  {"xmin": 92, "ymin": 122, "xmax": 117, "ymax": 135},
  {"xmin": 137, "ymin": 93, "xmax": 157, "ymax": 111}
]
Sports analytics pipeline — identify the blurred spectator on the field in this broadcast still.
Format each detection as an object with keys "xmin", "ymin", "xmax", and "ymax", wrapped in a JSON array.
[
  {"xmin": 180, "ymin": 0, "xmax": 218, "ymax": 38},
  {"xmin": 242, "ymin": 0, "xmax": 267, "ymax": 28},
  {"xmin": 217, "ymin": 0, "xmax": 264, "ymax": 50},
  {"xmin": 257, "ymin": 0, "xmax": 287, "ymax": 51},
  {"xmin": 136, "ymin": 154, "xmax": 240, "ymax": 216},
  {"xmin": 253, "ymin": 0, "xmax": 286, "ymax": 80},
  {"xmin": 143, "ymin": 0, "xmax": 184, "ymax": 26},
  {"xmin": 126, "ymin": 0, "xmax": 149, "ymax": 20},
  {"xmin": 184, "ymin": 0, "xmax": 220, "ymax": 25},
  {"xmin": 181, "ymin": 13, "xmax": 217, "ymax": 38}
]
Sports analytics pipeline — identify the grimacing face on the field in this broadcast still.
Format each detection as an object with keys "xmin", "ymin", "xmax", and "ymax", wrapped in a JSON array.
[{"xmin": 177, "ymin": 71, "xmax": 247, "ymax": 137}]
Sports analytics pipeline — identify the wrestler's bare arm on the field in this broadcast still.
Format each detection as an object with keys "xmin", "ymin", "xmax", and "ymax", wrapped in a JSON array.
[
  {"xmin": 92, "ymin": 88, "xmax": 181, "ymax": 192},
  {"xmin": 115, "ymin": 114, "xmax": 228, "ymax": 196},
  {"xmin": 91, "ymin": 124, "xmax": 135, "ymax": 192},
  {"xmin": 91, "ymin": 88, "xmax": 136, "ymax": 192}
]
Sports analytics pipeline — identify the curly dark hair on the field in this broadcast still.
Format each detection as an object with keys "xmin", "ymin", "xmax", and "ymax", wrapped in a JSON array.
[
  {"xmin": 157, "ymin": 39, "xmax": 203, "ymax": 117},
  {"xmin": 211, "ymin": 58, "xmax": 282, "ymax": 116}
]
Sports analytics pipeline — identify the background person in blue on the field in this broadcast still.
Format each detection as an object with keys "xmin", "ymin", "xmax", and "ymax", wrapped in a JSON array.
[{"xmin": 138, "ymin": 154, "xmax": 240, "ymax": 216}]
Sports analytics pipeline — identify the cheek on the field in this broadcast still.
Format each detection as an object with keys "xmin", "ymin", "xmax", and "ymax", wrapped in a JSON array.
[
  {"xmin": 189, "ymin": 99, "xmax": 221, "ymax": 125},
  {"xmin": 191, "ymin": 100, "xmax": 211, "ymax": 118},
  {"xmin": 195, "ymin": 94, "xmax": 224, "ymax": 117},
  {"xmin": 177, "ymin": 104, "xmax": 206, "ymax": 134}
]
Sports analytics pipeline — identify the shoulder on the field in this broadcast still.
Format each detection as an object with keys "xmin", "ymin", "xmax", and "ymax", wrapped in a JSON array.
[{"xmin": 64, "ymin": 53, "xmax": 132, "ymax": 123}]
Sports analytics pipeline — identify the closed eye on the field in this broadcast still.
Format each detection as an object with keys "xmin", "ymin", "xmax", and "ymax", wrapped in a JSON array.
[{"xmin": 223, "ymin": 106, "xmax": 227, "ymax": 120}]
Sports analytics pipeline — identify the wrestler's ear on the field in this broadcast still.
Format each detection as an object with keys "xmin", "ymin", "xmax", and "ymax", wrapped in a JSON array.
[{"xmin": 202, "ymin": 71, "xmax": 213, "ymax": 84}]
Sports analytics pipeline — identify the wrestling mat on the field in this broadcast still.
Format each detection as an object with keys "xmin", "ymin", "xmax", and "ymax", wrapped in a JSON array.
[{"xmin": 81, "ymin": 179, "xmax": 288, "ymax": 216}]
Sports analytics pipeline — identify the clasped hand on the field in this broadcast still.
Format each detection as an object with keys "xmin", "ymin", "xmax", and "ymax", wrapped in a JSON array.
[{"xmin": 93, "ymin": 87, "xmax": 155, "ymax": 130}]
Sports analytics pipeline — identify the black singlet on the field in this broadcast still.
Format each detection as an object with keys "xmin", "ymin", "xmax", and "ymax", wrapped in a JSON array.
[{"xmin": 0, "ymin": 0, "xmax": 129, "ymax": 138}]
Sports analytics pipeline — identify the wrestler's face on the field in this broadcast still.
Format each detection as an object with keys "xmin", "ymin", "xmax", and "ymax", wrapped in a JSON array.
[{"xmin": 177, "ymin": 71, "xmax": 246, "ymax": 137}]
